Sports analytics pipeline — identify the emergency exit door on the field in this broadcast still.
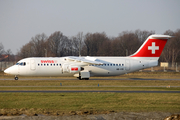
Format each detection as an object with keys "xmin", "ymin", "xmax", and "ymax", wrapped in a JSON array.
[
  {"xmin": 30, "ymin": 60, "xmax": 36, "ymax": 70},
  {"xmin": 125, "ymin": 60, "xmax": 130, "ymax": 71}
]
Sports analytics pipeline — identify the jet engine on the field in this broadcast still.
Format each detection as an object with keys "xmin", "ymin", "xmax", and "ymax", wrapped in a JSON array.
[{"xmin": 69, "ymin": 65, "xmax": 81, "ymax": 73}]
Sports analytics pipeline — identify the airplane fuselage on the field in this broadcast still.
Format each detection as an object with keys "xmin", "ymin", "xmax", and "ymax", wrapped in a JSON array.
[{"xmin": 6, "ymin": 57, "xmax": 157, "ymax": 77}]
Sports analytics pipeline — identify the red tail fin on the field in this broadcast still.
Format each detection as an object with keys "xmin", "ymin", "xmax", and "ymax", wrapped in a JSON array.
[{"xmin": 130, "ymin": 35, "xmax": 171, "ymax": 60}]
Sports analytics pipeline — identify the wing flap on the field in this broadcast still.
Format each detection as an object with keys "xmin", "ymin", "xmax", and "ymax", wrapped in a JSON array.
[{"xmin": 67, "ymin": 56, "xmax": 103, "ymax": 65}]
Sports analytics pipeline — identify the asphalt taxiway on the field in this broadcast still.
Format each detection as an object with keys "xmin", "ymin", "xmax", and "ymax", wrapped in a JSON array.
[
  {"xmin": 1, "ymin": 78, "xmax": 180, "ymax": 80},
  {"xmin": 0, "ymin": 90, "xmax": 179, "ymax": 93}
]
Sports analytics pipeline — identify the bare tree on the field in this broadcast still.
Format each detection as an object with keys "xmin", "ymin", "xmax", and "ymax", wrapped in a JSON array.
[
  {"xmin": 76, "ymin": 32, "xmax": 83, "ymax": 56},
  {"xmin": 16, "ymin": 29, "xmax": 180, "ymax": 64},
  {"xmin": 47, "ymin": 31, "xmax": 66, "ymax": 57},
  {"xmin": 134, "ymin": 29, "xmax": 155, "ymax": 43},
  {"xmin": 118, "ymin": 31, "xmax": 141, "ymax": 56},
  {"xmin": 161, "ymin": 29, "xmax": 180, "ymax": 66},
  {"xmin": 18, "ymin": 33, "xmax": 47, "ymax": 59},
  {"xmin": 31, "ymin": 33, "xmax": 47, "ymax": 57},
  {"xmin": 109, "ymin": 38, "xmax": 123, "ymax": 56},
  {"xmin": 84, "ymin": 32, "xmax": 108, "ymax": 56},
  {"xmin": 0, "ymin": 43, "xmax": 5, "ymax": 55},
  {"xmin": 71, "ymin": 36, "xmax": 81, "ymax": 56},
  {"xmin": 62, "ymin": 36, "xmax": 73, "ymax": 56}
]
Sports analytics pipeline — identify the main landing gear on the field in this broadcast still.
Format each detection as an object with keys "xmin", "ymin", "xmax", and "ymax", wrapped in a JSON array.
[
  {"xmin": 14, "ymin": 76, "xmax": 18, "ymax": 80},
  {"xmin": 77, "ymin": 77, "xmax": 89, "ymax": 80},
  {"xmin": 77, "ymin": 70, "xmax": 90, "ymax": 80}
]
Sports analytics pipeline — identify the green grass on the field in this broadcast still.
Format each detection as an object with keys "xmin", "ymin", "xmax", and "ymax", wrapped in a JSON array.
[
  {"xmin": 0, "ymin": 93, "xmax": 179, "ymax": 113},
  {"xmin": 0, "ymin": 79, "xmax": 180, "ymax": 91},
  {"xmin": 0, "ymin": 79, "xmax": 180, "ymax": 86},
  {"xmin": 0, "ymin": 86, "xmax": 180, "ymax": 91},
  {"xmin": 0, "ymin": 71, "xmax": 180, "ymax": 115}
]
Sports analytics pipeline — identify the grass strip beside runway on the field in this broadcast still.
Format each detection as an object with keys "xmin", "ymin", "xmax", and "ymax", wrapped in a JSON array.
[
  {"xmin": 1, "ymin": 72, "xmax": 180, "ymax": 115},
  {"xmin": 0, "ymin": 79, "xmax": 180, "ymax": 87},
  {"xmin": 0, "ymin": 86, "xmax": 180, "ymax": 91},
  {"xmin": 0, "ymin": 92, "xmax": 179, "ymax": 115}
]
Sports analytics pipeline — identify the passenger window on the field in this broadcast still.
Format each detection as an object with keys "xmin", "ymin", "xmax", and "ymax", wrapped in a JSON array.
[
  {"xmin": 60, "ymin": 64, "xmax": 61, "ymax": 66},
  {"xmin": 107, "ymin": 64, "xmax": 109, "ymax": 66},
  {"xmin": 113, "ymin": 64, "xmax": 115, "ymax": 66},
  {"xmin": 51, "ymin": 64, "xmax": 52, "ymax": 66},
  {"xmin": 110, "ymin": 64, "xmax": 112, "ymax": 66},
  {"xmin": 38, "ymin": 64, "xmax": 40, "ymax": 66},
  {"xmin": 119, "ymin": 64, "xmax": 121, "ymax": 66},
  {"xmin": 47, "ymin": 64, "xmax": 49, "ymax": 66},
  {"xmin": 116, "ymin": 64, "xmax": 118, "ymax": 66},
  {"xmin": 57, "ymin": 64, "xmax": 58, "ymax": 66},
  {"xmin": 122, "ymin": 64, "xmax": 124, "ymax": 66},
  {"xmin": 44, "ymin": 64, "xmax": 46, "ymax": 66}
]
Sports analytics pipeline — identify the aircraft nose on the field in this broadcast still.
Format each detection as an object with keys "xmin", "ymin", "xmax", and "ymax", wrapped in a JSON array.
[
  {"xmin": 4, "ymin": 66, "xmax": 18, "ymax": 75},
  {"xmin": 4, "ymin": 68, "xmax": 11, "ymax": 74}
]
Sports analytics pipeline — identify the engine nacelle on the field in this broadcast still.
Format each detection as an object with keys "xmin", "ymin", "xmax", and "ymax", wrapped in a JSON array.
[{"xmin": 69, "ymin": 65, "xmax": 81, "ymax": 73}]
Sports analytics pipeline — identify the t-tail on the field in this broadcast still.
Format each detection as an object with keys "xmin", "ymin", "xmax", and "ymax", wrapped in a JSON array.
[{"xmin": 130, "ymin": 34, "xmax": 172, "ymax": 60}]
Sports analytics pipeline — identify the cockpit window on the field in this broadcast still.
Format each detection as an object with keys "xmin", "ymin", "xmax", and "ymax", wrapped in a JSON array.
[{"xmin": 16, "ymin": 62, "xmax": 26, "ymax": 66}]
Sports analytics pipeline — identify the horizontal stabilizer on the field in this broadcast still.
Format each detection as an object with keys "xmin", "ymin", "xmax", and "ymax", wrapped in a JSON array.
[{"xmin": 150, "ymin": 35, "xmax": 172, "ymax": 39}]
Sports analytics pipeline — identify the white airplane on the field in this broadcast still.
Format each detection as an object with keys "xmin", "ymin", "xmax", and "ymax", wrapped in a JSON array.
[{"xmin": 4, "ymin": 34, "xmax": 171, "ymax": 80}]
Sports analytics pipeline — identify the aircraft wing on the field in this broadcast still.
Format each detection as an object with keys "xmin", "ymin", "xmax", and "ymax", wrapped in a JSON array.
[{"xmin": 66, "ymin": 56, "xmax": 103, "ymax": 65}]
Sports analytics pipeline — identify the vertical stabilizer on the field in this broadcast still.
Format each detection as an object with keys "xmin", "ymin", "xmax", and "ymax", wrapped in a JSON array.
[{"xmin": 130, "ymin": 35, "xmax": 171, "ymax": 60}]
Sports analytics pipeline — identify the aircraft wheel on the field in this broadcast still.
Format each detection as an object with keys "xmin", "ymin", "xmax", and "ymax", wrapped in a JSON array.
[
  {"xmin": 77, "ymin": 77, "xmax": 82, "ymax": 80},
  {"xmin": 77, "ymin": 77, "xmax": 89, "ymax": 80},
  {"xmin": 14, "ymin": 77, "xmax": 18, "ymax": 80},
  {"xmin": 82, "ymin": 78, "xmax": 89, "ymax": 80}
]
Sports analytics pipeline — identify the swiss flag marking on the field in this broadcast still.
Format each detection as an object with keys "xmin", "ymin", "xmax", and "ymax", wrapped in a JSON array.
[
  {"xmin": 131, "ymin": 39, "xmax": 168, "ymax": 57},
  {"xmin": 71, "ymin": 67, "xmax": 78, "ymax": 71},
  {"xmin": 148, "ymin": 42, "xmax": 159, "ymax": 54}
]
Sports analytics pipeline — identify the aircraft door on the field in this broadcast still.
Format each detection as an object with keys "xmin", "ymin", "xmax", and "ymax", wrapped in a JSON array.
[
  {"xmin": 30, "ymin": 60, "xmax": 36, "ymax": 70},
  {"xmin": 125, "ymin": 60, "xmax": 130, "ymax": 71},
  {"xmin": 18, "ymin": 64, "xmax": 20, "ymax": 74},
  {"xmin": 59, "ymin": 64, "xmax": 63, "ymax": 73}
]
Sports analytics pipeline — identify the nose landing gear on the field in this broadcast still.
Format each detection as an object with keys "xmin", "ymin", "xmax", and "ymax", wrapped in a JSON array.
[{"xmin": 14, "ymin": 76, "xmax": 18, "ymax": 80}]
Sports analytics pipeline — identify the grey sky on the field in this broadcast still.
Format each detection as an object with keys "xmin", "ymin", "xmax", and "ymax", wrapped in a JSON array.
[{"xmin": 0, "ymin": 0, "xmax": 180, "ymax": 54}]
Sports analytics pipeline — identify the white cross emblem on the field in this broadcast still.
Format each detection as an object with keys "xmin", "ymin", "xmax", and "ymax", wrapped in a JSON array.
[{"xmin": 148, "ymin": 42, "xmax": 159, "ymax": 54}]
